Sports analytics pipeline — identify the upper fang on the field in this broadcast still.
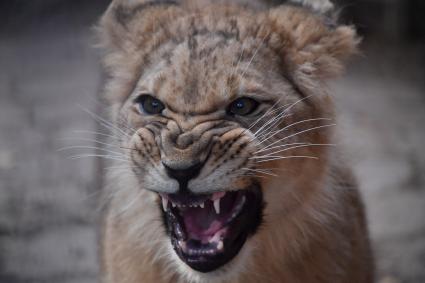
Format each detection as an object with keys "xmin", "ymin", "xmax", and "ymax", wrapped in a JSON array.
[
  {"xmin": 213, "ymin": 199, "xmax": 220, "ymax": 214},
  {"xmin": 161, "ymin": 197, "xmax": 168, "ymax": 211}
]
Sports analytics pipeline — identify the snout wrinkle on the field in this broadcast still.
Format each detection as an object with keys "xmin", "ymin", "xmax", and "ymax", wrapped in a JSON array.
[{"xmin": 160, "ymin": 119, "xmax": 236, "ymax": 169}]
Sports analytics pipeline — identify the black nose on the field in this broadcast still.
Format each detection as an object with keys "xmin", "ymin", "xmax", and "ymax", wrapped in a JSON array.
[{"xmin": 163, "ymin": 162, "xmax": 203, "ymax": 190}]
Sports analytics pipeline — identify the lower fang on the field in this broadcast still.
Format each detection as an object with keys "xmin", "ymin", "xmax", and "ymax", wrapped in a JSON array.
[
  {"xmin": 217, "ymin": 240, "xmax": 223, "ymax": 251},
  {"xmin": 162, "ymin": 197, "xmax": 168, "ymax": 211},
  {"xmin": 178, "ymin": 240, "xmax": 188, "ymax": 253},
  {"xmin": 209, "ymin": 231, "xmax": 221, "ymax": 244}
]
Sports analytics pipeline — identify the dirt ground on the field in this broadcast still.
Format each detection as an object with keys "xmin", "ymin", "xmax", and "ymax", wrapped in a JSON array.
[{"xmin": 0, "ymin": 3, "xmax": 424, "ymax": 283}]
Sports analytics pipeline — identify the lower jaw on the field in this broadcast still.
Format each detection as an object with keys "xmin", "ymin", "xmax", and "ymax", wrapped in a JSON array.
[
  {"xmin": 171, "ymin": 232, "xmax": 248, "ymax": 272},
  {"xmin": 162, "ymin": 185, "xmax": 263, "ymax": 273}
]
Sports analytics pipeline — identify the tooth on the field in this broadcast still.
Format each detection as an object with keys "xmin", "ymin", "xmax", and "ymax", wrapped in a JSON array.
[
  {"xmin": 179, "ymin": 240, "xmax": 188, "ymax": 253},
  {"xmin": 161, "ymin": 197, "xmax": 168, "ymax": 212},
  {"xmin": 212, "ymin": 191, "xmax": 226, "ymax": 201},
  {"xmin": 217, "ymin": 240, "xmax": 223, "ymax": 251},
  {"xmin": 200, "ymin": 202, "xmax": 204, "ymax": 208},
  {"xmin": 209, "ymin": 231, "xmax": 221, "ymax": 243},
  {"xmin": 213, "ymin": 199, "xmax": 220, "ymax": 214}
]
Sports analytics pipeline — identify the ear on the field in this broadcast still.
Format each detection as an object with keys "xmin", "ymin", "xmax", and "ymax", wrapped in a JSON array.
[
  {"xmin": 98, "ymin": 0, "xmax": 180, "ymax": 51},
  {"xmin": 96, "ymin": 0, "xmax": 182, "ymax": 103},
  {"xmin": 266, "ymin": 6, "xmax": 360, "ymax": 84}
]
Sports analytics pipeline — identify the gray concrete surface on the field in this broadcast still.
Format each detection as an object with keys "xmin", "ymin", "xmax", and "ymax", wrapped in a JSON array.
[{"xmin": 0, "ymin": 4, "xmax": 424, "ymax": 283}]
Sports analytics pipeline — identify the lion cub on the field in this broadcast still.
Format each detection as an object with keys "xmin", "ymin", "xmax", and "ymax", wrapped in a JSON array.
[{"xmin": 97, "ymin": 0, "xmax": 374, "ymax": 282}]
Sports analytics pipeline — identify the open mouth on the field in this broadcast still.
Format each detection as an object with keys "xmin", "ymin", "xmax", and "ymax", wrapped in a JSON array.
[{"xmin": 159, "ymin": 184, "xmax": 263, "ymax": 272}]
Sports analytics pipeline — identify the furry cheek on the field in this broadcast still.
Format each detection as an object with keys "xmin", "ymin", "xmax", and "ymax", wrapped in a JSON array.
[{"xmin": 127, "ymin": 127, "xmax": 179, "ymax": 194}]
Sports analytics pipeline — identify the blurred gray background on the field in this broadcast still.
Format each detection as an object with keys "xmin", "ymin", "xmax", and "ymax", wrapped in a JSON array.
[{"xmin": 0, "ymin": 0, "xmax": 424, "ymax": 282}]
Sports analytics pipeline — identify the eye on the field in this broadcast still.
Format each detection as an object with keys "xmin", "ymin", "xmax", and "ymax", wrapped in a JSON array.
[
  {"xmin": 136, "ymin": 94, "xmax": 165, "ymax": 115},
  {"xmin": 227, "ymin": 97, "xmax": 259, "ymax": 116}
]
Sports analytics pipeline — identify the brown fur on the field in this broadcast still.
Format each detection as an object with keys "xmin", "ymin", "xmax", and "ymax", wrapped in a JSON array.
[{"xmin": 97, "ymin": 1, "xmax": 373, "ymax": 282}]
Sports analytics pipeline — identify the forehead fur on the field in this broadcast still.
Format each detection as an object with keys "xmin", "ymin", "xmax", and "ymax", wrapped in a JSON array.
[
  {"xmin": 98, "ymin": 0, "xmax": 359, "ymax": 104},
  {"xmin": 136, "ymin": 34, "xmax": 288, "ymax": 114}
]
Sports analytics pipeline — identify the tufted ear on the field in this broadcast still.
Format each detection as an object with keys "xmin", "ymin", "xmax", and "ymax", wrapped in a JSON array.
[{"xmin": 265, "ymin": 5, "xmax": 359, "ymax": 86}]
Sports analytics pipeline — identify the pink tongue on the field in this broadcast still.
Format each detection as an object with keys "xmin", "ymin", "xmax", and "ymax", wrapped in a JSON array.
[{"xmin": 182, "ymin": 201, "xmax": 225, "ymax": 241}]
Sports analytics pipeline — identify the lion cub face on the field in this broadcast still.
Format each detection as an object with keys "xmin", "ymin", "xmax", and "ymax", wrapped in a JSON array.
[{"xmin": 99, "ymin": 0, "xmax": 357, "ymax": 279}]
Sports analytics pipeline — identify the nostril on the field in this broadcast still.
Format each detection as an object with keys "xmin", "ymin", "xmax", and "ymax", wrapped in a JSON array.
[
  {"xmin": 176, "ymin": 134, "xmax": 194, "ymax": 149},
  {"xmin": 163, "ymin": 162, "xmax": 203, "ymax": 188}
]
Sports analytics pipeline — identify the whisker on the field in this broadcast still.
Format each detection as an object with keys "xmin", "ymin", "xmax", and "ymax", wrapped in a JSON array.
[
  {"xmin": 59, "ymin": 137, "xmax": 121, "ymax": 149},
  {"xmin": 254, "ymin": 94, "xmax": 317, "ymax": 139},
  {"xmin": 240, "ymin": 32, "xmax": 269, "ymax": 79},
  {"xmin": 254, "ymin": 155, "xmax": 319, "ymax": 163},
  {"xmin": 241, "ymin": 168, "xmax": 278, "ymax": 177},
  {"xmin": 119, "ymin": 146, "xmax": 138, "ymax": 151},
  {"xmin": 256, "ymin": 143, "xmax": 336, "ymax": 157},
  {"xmin": 70, "ymin": 130, "xmax": 124, "ymax": 141},
  {"xmin": 253, "ymin": 106, "xmax": 290, "ymax": 138},
  {"xmin": 256, "ymin": 118, "xmax": 333, "ymax": 146},
  {"xmin": 103, "ymin": 165, "xmax": 138, "ymax": 169},
  {"xmin": 77, "ymin": 105, "xmax": 130, "ymax": 138},
  {"xmin": 254, "ymin": 142, "xmax": 308, "ymax": 153},
  {"xmin": 260, "ymin": 124, "xmax": 336, "ymax": 151},
  {"xmin": 68, "ymin": 154, "xmax": 130, "ymax": 162},
  {"xmin": 247, "ymin": 99, "xmax": 287, "ymax": 132},
  {"xmin": 116, "ymin": 114, "xmax": 137, "ymax": 135},
  {"xmin": 255, "ymin": 142, "xmax": 324, "ymax": 154},
  {"xmin": 232, "ymin": 172, "xmax": 269, "ymax": 179},
  {"xmin": 58, "ymin": 145, "xmax": 126, "ymax": 157},
  {"xmin": 103, "ymin": 166, "xmax": 139, "ymax": 172},
  {"xmin": 236, "ymin": 98, "xmax": 286, "ymax": 140},
  {"xmin": 117, "ymin": 189, "xmax": 145, "ymax": 215}
]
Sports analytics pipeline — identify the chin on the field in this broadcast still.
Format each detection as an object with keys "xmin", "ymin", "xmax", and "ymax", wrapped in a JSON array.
[
  {"xmin": 158, "ymin": 183, "xmax": 264, "ymax": 277},
  {"xmin": 167, "ymin": 238, "xmax": 256, "ymax": 283}
]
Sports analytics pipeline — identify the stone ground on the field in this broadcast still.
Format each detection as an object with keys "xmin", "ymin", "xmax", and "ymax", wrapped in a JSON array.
[{"xmin": 0, "ymin": 3, "xmax": 424, "ymax": 283}]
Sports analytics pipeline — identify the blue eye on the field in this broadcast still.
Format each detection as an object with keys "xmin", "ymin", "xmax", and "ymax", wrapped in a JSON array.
[
  {"xmin": 228, "ymin": 97, "xmax": 259, "ymax": 116},
  {"xmin": 136, "ymin": 95, "xmax": 165, "ymax": 115}
]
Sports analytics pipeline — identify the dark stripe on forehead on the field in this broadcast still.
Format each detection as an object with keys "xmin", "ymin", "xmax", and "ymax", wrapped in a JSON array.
[
  {"xmin": 114, "ymin": 0, "xmax": 178, "ymax": 27},
  {"xmin": 188, "ymin": 35, "xmax": 198, "ymax": 60}
]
